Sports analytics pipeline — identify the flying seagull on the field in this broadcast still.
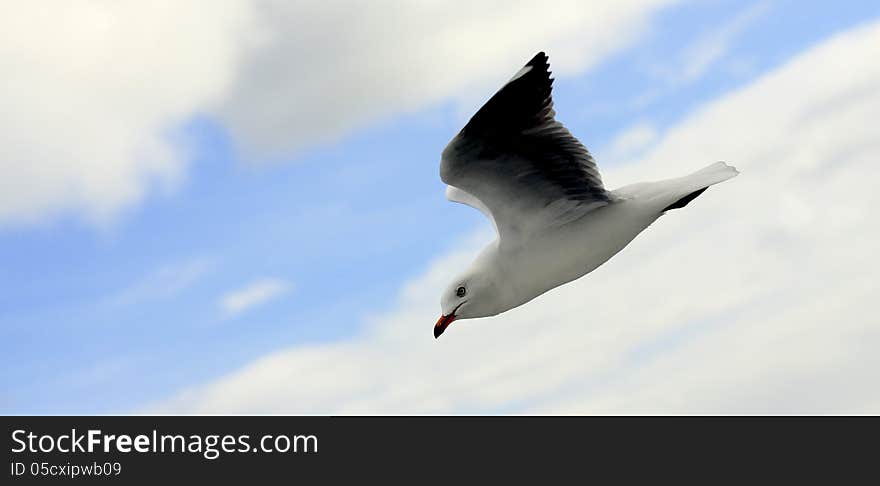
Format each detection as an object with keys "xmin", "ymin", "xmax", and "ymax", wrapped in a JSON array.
[{"xmin": 434, "ymin": 52, "xmax": 738, "ymax": 338}]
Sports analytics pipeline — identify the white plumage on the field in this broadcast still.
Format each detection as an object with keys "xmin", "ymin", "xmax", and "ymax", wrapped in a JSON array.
[{"xmin": 434, "ymin": 52, "xmax": 738, "ymax": 338}]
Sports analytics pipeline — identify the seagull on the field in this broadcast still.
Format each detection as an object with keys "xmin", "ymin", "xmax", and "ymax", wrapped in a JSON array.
[{"xmin": 434, "ymin": 52, "xmax": 738, "ymax": 338}]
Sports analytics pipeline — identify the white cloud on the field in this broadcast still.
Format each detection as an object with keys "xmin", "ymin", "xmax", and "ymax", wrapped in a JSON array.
[
  {"xmin": 213, "ymin": 0, "xmax": 681, "ymax": 156},
  {"xmin": 220, "ymin": 278, "xmax": 290, "ymax": 317},
  {"xmin": 1, "ymin": 0, "xmax": 680, "ymax": 226},
  {"xmin": 151, "ymin": 20, "xmax": 880, "ymax": 414},
  {"xmin": 0, "ymin": 1, "xmax": 254, "ymax": 226}
]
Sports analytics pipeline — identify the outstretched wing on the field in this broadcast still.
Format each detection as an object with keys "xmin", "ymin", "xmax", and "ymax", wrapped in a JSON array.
[
  {"xmin": 440, "ymin": 52, "xmax": 611, "ymax": 240},
  {"xmin": 445, "ymin": 185, "xmax": 498, "ymax": 235}
]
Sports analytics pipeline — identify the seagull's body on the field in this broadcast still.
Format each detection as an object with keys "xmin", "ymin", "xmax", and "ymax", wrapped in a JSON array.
[{"xmin": 434, "ymin": 52, "xmax": 738, "ymax": 337}]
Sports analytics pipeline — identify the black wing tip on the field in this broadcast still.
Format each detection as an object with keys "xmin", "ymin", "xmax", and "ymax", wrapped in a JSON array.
[
  {"xmin": 530, "ymin": 52, "xmax": 553, "ymax": 87},
  {"xmin": 525, "ymin": 52, "xmax": 550, "ymax": 74},
  {"xmin": 527, "ymin": 51, "xmax": 548, "ymax": 66},
  {"xmin": 460, "ymin": 51, "xmax": 554, "ymax": 135},
  {"xmin": 516, "ymin": 51, "xmax": 552, "ymax": 88}
]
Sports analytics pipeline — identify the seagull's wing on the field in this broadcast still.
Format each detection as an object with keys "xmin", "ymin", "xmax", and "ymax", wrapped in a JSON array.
[
  {"xmin": 445, "ymin": 185, "xmax": 498, "ymax": 235},
  {"xmin": 440, "ymin": 52, "xmax": 612, "ymax": 241}
]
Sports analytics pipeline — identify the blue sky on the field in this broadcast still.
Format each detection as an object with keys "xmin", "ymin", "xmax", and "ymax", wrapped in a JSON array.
[{"xmin": 3, "ymin": 1, "xmax": 880, "ymax": 414}]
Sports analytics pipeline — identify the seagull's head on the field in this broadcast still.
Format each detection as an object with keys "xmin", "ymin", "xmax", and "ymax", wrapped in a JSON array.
[{"xmin": 434, "ymin": 268, "xmax": 501, "ymax": 338}]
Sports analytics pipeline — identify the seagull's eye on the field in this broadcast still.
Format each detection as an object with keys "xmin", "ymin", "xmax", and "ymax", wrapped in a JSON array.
[{"xmin": 456, "ymin": 286, "xmax": 467, "ymax": 298}]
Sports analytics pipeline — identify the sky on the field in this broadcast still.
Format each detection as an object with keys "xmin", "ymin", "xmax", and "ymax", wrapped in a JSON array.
[{"xmin": 2, "ymin": 0, "xmax": 879, "ymax": 414}]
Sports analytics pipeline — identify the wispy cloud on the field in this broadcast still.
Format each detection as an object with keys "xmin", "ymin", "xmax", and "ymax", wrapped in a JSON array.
[
  {"xmin": 676, "ymin": 1, "xmax": 770, "ymax": 83},
  {"xmin": 152, "ymin": 20, "xmax": 880, "ymax": 414},
  {"xmin": 107, "ymin": 257, "xmax": 214, "ymax": 309},
  {"xmin": 601, "ymin": 121, "xmax": 659, "ymax": 164},
  {"xmin": 220, "ymin": 278, "xmax": 290, "ymax": 317},
  {"xmin": 633, "ymin": 1, "xmax": 770, "ymax": 109}
]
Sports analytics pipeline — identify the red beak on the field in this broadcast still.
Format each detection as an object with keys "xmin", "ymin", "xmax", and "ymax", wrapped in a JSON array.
[{"xmin": 434, "ymin": 313, "xmax": 456, "ymax": 338}]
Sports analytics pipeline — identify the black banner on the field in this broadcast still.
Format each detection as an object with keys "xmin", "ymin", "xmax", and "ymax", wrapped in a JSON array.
[{"xmin": 3, "ymin": 416, "xmax": 877, "ymax": 483}]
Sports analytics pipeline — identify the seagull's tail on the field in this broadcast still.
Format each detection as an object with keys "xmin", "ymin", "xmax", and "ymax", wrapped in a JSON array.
[{"xmin": 660, "ymin": 161, "xmax": 739, "ymax": 212}]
